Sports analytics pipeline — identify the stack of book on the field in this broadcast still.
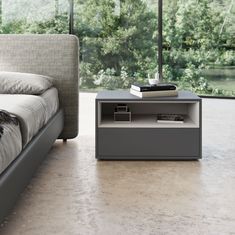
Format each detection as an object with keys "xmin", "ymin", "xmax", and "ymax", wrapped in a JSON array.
[{"xmin": 130, "ymin": 83, "xmax": 178, "ymax": 98}]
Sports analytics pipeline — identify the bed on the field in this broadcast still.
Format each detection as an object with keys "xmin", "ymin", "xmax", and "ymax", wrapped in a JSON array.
[{"xmin": 0, "ymin": 35, "xmax": 79, "ymax": 223}]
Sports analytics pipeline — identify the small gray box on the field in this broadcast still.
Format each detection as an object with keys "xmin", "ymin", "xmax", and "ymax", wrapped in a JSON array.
[
  {"xmin": 114, "ymin": 112, "xmax": 131, "ymax": 122},
  {"xmin": 116, "ymin": 104, "xmax": 129, "ymax": 112}
]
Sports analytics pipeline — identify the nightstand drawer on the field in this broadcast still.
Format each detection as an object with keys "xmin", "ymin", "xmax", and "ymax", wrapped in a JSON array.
[{"xmin": 97, "ymin": 128, "xmax": 200, "ymax": 159}]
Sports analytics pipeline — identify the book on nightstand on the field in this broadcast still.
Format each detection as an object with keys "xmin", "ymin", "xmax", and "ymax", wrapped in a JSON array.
[
  {"xmin": 156, "ymin": 114, "xmax": 185, "ymax": 123},
  {"xmin": 130, "ymin": 88, "xmax": 178, "ymax": 98},
  {"xmin": 131, "ymin": 83, "xmax": 177, "ymax": 92}
]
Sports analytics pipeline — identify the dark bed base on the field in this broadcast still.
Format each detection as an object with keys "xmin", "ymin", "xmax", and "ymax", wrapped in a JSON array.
[{"xmin": 0, "ymin": 109, "xmax": 64, "ymax": 223}]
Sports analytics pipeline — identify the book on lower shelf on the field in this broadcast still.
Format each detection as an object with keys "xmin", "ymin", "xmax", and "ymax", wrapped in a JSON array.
[
  {"xmin": 130, "ymin": 88, "xmax": 178, "ymax": 98},
  {"xmin": 156, "ymin": 114, "xmax": 185, "ymax": 123}
]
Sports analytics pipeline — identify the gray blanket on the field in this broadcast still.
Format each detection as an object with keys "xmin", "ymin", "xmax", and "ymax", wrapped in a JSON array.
[
  {"xmin": 0, "ymin": 91, "xmax": 58, "ymax": 174},
  {"xmin": 0, "ymin": 110, "xmax": 22, "ymax": 175},
  {"xmin": 0, "ymin": 94, "xmax": 48, "ymax": 146},
  {"xmin": 0, "ymin": 110, "xmax": 19, "ymax": 139}
]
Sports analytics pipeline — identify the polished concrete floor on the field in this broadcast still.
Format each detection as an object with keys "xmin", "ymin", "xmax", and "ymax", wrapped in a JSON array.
[{"xmin": 1, "ymin": 93, "xmax": 235, "ymax": 235}]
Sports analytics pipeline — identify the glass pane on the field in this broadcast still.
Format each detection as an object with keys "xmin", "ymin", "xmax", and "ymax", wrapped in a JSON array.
[
  {"xmin": 0, "ymin": 0, "xmax": 69, "ymax": 34},
  {"xmin": 74, "ymin": 0, "xmax": 158, "ymax": 90},
  {"xmin": 163, "ymin": 0, "xmax": 235, "ymax": 97}
]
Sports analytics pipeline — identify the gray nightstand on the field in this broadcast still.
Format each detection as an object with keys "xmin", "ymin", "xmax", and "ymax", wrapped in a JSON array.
[{"xmin": 95, "ymin": 90, "xmax": 202, "ymax": 160}]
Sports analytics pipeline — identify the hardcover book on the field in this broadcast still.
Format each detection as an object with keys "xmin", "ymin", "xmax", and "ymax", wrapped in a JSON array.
[
  {"xmin": 131, "ymin": 83, "xmax": 177, "ymax": 92},
  {"xmin": 130, "ymin": 88, "xmax": 178, "ymax": 98},
  {"xmin": 156, "ymin": 114, "xmax": 185, "ymax": 123}
]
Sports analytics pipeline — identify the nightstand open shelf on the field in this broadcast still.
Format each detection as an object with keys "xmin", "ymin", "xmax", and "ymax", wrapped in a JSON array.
[
  {"xmin": 99, "ymin": 115, "xmax": 197, "ymax": 128},
  {"xmin": 98, "ymin": 101, "xmax": 199, "ymax": 128},
  {"xmin": 96, "ymin": 91, "xmax": 202, "ymax": 160}
]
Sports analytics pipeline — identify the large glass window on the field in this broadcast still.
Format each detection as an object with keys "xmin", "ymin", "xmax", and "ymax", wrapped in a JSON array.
[
  {"xmin": 163, "ymin": 0, "xmax": 235, "ymax": 97},
  {"xmin": 74, "ymin": 0, "xmax": 158, "ymax": 90},
  {"xmin": 0, "ymin": 0, "xmax": 234, "ymax": 97},
  {"xmin": 0, "ymin": 0, "xmax": 69, "ymax": 34}
]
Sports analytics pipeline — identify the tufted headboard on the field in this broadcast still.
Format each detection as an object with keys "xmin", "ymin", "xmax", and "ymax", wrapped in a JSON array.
[{"xmin": 0, "ymin": 34, "xmax": 79, "ymax": 139}]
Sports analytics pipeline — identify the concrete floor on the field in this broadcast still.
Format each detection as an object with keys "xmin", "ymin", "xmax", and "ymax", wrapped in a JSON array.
[{"xmin": 1, "ymin": 93, "xmax": 235, "ymax": 235}]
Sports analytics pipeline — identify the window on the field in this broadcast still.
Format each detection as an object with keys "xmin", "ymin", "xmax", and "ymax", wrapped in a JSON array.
[
  {"xmin": 163, "ymin": 0, "xmax": 235, "ymax": 97},
  {"xmin": 0, "ymin": 0, "xmax": 69, "ymax": 34},
  {"xmin": 0, "ymin": 0, "xmax": 234, "ymax": 97},
  {"xmin": 74, "ymin": 0, "xmax": 158, "ymax": 90}
]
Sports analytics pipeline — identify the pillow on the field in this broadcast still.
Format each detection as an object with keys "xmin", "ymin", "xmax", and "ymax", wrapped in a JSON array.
[{"xmin": 0, "ymin": 71, "xmax": 54, "ymax": 95}]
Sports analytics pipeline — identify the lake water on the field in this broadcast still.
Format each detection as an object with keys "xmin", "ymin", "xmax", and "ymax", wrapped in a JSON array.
[{"xmin": 203, "ymin": 67, "xmax": 235, "ymax": 92}]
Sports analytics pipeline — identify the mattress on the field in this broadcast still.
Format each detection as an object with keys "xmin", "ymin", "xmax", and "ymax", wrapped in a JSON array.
[
  {"xmin": 40, "ymin": 87, "xmax": 59, "ymax": 124},
  {"xmin": 0, "ymin": 87, "xmax": 59, "ymax": 175}
]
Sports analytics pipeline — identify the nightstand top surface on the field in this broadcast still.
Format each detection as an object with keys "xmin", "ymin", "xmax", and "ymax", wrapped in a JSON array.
[{"xmin": 96, "ymin": 90, "xmax": 201, "ymax": 101}]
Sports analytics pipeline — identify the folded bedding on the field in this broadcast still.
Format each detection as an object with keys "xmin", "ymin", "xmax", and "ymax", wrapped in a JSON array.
[
  {"xmin": 0, "ymin": 88, "xmax": 59, "ymax": 175},
  {"xmin": 0, "ymin": 88, "xmax": 59, "ymax": 146},
  {"xmin": 0, "ymin": 110, "xmax": 22, "ymax": 174}
]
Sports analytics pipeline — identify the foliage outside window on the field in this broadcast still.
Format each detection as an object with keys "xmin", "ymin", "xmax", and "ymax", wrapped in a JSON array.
[
  {"xmin": 75, "ymin": 0, "xmax": 158, "ymax": 90},
  {"xmin": 0, "ymin": 0, "xmax": 69, "ymax": 34},
  {"xmin": 0, "ymin": 0, "xmax": 234, "ymax": 97},
  {"xmin": 163, "ymin": 0, "xmax": 235, "ymax": 96}
]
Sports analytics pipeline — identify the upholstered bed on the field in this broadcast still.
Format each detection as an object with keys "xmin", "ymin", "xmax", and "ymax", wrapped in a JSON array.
[{"xmin": 0, "ymin": 35, "xmax": 79, "ymax": 223}]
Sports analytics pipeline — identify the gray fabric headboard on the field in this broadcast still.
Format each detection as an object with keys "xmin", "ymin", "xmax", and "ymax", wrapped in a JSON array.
[{"xmin": 0, "ymin": 34, "xmax": 79, "ymax": 139}]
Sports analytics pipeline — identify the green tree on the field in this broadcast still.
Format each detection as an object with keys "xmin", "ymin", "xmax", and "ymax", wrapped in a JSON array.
[
  {"xmin": 55, "ymin": 0, "xmax": 59, "ymax": 17},
  {"xmin": 0, "ymin": 0, "xmax": 2, "ymax": 25},
  {"xmin": 75, "ymin": 0, "xmax": 157, "ymax": 88},
  {"xmin": 162, "ymin": 0, "xmax": 235, "ymax": 95}
]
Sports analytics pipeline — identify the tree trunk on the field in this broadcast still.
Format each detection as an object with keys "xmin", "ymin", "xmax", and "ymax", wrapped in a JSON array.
[
  {"xmin": 220, "ymin": 0, "xmax": 234, "ymax": 35},
  {"xmin": 0, "ymin": 0, "xmax": 2, "ymax": 25},
  {"xmin": 55, "ymin": 0, "xmax": 59, "ymax": 17}
]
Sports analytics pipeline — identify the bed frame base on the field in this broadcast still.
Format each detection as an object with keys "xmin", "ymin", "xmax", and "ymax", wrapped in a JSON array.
[{"xmin": 0, "ymin": 109, "xmax": 64, "ymax": 223}]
